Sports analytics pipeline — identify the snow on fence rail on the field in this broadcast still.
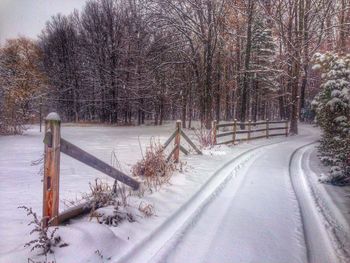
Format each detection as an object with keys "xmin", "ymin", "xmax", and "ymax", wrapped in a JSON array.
[
  {"xmin": 42, "ymin": 112, "xmax": 140, "ymax": 227},
  {"xmin": 211, "ymin": 119, "xmax": 289, "ymax": 145}
]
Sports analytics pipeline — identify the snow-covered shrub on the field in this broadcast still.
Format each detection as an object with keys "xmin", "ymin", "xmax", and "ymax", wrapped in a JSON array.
[
  {"xmin": 312, "ymin": 52, "xmax": 350, "ymax": 185},
  {"xmin": 132, "ymin": 139, "xmax": 175, "ymax": 194},
  {"xmin": 94, "ymin": 204, "xmax": 135, "ymax": 227},
  {"xmin": 83, "ymin": 179, "xmax": 118, "ymax": 214},
  {"xmin": 85, "ymin": 179, "xmax": 138, "ymax": 227},
  {"xmin": 19, "ymin": 206, "xmax": 65, "ymax": 255}
]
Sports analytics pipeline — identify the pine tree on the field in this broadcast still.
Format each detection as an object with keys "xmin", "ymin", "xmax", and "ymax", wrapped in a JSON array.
[
  {"xmin": 250, "ymin": 11, "xmax": 278, "ymax": 121},
  {"xmin": 312, "ymin": 52, "xmax": 350, "ymax": 185}
]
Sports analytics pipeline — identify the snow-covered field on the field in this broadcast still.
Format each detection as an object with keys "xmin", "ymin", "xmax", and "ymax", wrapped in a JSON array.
[{"xmin": 0, "ymin": 122, "xmax": 349, "ymax": 263}]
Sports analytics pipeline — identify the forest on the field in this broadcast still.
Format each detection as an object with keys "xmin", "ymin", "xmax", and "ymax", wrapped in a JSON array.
[
  {"xmin": 1, "ymin": 2, "xmax": 350, "ymax": 261},
  {"xmin": 0, "ymin": 0, "xmax": 349, "ymax": 134}
]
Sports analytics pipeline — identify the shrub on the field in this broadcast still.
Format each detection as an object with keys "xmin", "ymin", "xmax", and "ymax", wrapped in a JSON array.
[
  {"xmin": 83, "ymin": 179, "xmax": 117, "ymax": 214},
  {"xmin": 193, "ymin": 128, "xmax": 215, "ymax": 148},
  {"xmin": 131, "ymin": 139, "xmax": 175, "ymax": 193}
]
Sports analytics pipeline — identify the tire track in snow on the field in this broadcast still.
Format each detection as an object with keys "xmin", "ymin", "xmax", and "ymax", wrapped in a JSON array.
[
  {"xmin": 149, "ymin": 139, "xmax": 311, "ymax": 263},
  {"xmin": 115, "ymin": 140, "xmax": 287, "ymax": 263},
  {"xmin": 289, "ymin": 142, "xmax": 347, "ymax": 263}
]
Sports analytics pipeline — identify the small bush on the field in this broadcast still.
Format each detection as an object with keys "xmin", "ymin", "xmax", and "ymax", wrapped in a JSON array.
[
  {"xmin": 193, "ymin": 128, "xmax": 215, "ymax": 148},
  {"xmin": 82, "ymin": 179, "xmax": 117, "ymax": 214},
  {"xmin": 131, "ymin": 139, "xmax": 175, "ymax": 193},
  {"xmin": 83, "ymin": 178, "xmax": 138, "ymax": 226}
]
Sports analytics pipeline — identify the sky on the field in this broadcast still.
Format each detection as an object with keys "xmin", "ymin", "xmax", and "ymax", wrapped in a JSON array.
[{"xmin": 0, "ymin": 0, "xmax": 88, "ymax": 44}]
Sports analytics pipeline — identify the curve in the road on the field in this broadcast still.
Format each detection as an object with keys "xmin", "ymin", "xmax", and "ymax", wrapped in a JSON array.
[
  {"xmin": 116, "ymin": 140, "xmax": 287, "ymax": 263},
  {"xmin": 117, "ymin": 127, "xmax": 343, "ymax": 263}
]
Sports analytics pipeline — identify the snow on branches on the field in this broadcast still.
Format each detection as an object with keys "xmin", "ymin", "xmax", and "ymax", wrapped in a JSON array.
[{"xmin": 312, "ymin": 52, "xmax": 350, "ymax": 185}]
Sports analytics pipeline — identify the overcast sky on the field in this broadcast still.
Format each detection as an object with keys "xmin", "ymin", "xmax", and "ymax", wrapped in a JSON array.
[{"xmin": 0, "ymin": 0, "xmax": 88, "ymax": 44}]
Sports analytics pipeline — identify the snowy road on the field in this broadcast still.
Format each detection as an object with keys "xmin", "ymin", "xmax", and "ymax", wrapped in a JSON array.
[
  {"xmin": 1, "ymin": 124, "xmax": 348, "ymax": 263},
  {"xmin": 120, "ymin": 126, "xmax": 343, "ymax": 263}
]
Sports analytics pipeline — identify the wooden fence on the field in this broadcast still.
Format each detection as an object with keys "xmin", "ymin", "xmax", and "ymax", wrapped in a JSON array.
[
  {"xmin": 211, "ymin": 119, "xmax": 289, "ymax": 145},
  {"xmin": 41, "ymin": 115, "xmax": 283, "ymax": 226},
  {"xmin": 42, "ymin": 116, "xmax": 203, "ymax": 226},
  {"xmin": 163, "ymin": 120, "xmax": 202, "ymax": 162},
  {"xmin": 42, "ymin": 112, "xmax": 140, "ymax": 226}
]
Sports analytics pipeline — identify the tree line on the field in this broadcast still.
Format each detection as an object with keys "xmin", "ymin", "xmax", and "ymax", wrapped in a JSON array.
[{"xmin": 0, "ymin": 0, "xmax": 349, "ymax": 134}]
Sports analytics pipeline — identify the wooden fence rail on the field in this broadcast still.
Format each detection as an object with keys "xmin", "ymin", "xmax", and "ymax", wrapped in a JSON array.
[
  {"xmin": 163, "ymin": 120, "xmax": 202, "ymax": 163},
  {"xmin": 43, "ymin": 112, "xmax": 140, "ymax": 227},
  {"xmin": 212, "ymin": 119, "xmax": 289, "ymax": 145},
  {"xmin": 60, "ymin": 138, "xmax": 139, "ymax": 190},
  {"xmin": 42, "ymin": 115, "xmax": 282, "ymax": 226}
]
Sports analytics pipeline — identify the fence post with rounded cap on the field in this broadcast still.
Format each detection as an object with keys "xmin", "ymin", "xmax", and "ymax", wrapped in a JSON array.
[{"xmin": 43, "ymin": 112, "xmax": 61, "ymax": 227}]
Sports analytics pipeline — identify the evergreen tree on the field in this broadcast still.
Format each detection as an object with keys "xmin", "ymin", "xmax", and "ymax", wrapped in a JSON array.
[
  {"xmin": 249, "ymin": 11, "xmax": 278, "ymax": 121},
  {"xmin": 312, "ymin": 52, "xmax": 350, "ymax": 185}
]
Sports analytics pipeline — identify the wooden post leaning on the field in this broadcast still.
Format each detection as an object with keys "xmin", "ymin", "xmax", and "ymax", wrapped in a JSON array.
[
  {"xmin": 285, "ymin": 120, "xmax": 289, "ymax": 136},
  {"xmin": 174, "ymin": 120, "xmax": 181, "ymax": 163},
  {"xmin": 247, "ymin": 120, "xmax": 252, "ymax": 141},
  {"xmin": 211, "ymin": 120, "xmax": 217, "ymax": 145},
  {"xmin": 266, "ymin": 119, "xmax": 269, "ymax": 138},
  {"xmin": 233, "ymin": 119, "xmax": 237, "ymax": 144},
  {"xmin": 43, "ymin": 112, "xmax": 61, "ymax": 227}
]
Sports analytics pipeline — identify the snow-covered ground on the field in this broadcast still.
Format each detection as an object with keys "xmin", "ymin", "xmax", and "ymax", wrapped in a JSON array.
[
  {"xmin": 0, "ymin": 122, "xmax": 349, "ymax": 263},
  {"xmin": 303, "ymin": 145, "xmax": 350, "ymax": 260}
]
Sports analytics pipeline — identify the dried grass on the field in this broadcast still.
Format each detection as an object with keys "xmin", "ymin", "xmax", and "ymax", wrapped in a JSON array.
[
  {"xmin": 85, "ymin": 179, "xmax": 137, "ymax": 226},
  {"xmin": 193, "ymin": 128, "xmax": 215, "ymax": 148},
  {"xmin": 131, "ymin": 139, "xmax": 176, "ymax": 194},
  {"xmin": 83, "ymin": 178, "xmax": 117, "ymax": 214},
  {"xmin": 138, "ymin": 201, "xmax": 155, "ymax": 217},
  {"xmin": 18, "ymin": 206, "xmax": 66, "ymax": 256},
  {"xmin": 91, "ymin": 203, "xmax": 135, "ymax": 227}
]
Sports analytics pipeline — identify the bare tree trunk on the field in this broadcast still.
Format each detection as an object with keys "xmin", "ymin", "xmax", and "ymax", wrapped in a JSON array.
[
  {"xmin": 290, "ymin": 0, "xmax": 303, "ymax": 134},
  {"xmin": 181, "ymin": 90, "xmax": 187, "ymax": 128},
  {"xmin": 338, "ymin": 0, "xmax": 347, "ymax": 52},
  {"xmin": 240, "ymin": 0, "xmax": 254, "ymax": 128},
  {"xmin": 299, "ymin": 0, "xmax": 310, "ymax": 121}
]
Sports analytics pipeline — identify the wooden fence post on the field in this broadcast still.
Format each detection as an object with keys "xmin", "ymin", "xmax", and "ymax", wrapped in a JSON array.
[
  {"xmin": 174, "ymin": 120, "xmax": 181, "ymax": 163},
  {"xmin": 285, "ymin": 120, "xmax": 289, "ymax": 136},
  {"xmin": 266, "ymin": 119, "xmax": 269, "ymax": 138},
  {"xmin": 43, "ymin": 112, "xmax": 61, "ymax": 227},
  {"xmin": 233, "ymin": 119, "xmax": 237, "ymax": 144},
  {"xmin": 247, "ymin": 120, "xmax": 251, "ymax": 141},
  {"xmin": 211, "ymin": 120, "xmax": 217, "ymax": 145}
]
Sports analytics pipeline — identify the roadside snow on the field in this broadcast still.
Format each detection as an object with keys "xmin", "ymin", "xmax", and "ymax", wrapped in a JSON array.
[
  {"xmin": 305, "ymin": 145, "xmax": 350, "ymax": 259},
  {"xmin": 0, "ymin": 123, "xmax": 348, "ymax": 263},
  {"xmin": 0, "ymin": 122, "xmax": 285, "ymax": 262}
]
